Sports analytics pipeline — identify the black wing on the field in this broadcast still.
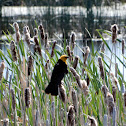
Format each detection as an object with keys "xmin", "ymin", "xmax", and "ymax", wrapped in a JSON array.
[{"xmin": 50, "ymin": 59, "xmax": 68, "ymax": 85}]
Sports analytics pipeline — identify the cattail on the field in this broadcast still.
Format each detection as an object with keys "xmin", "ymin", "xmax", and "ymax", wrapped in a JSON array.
[
  {"xmin": 124, "ymin": 91, "xmax": 126, "ymax": 107},
  {"xmin": 81, "ymin": 80, "xmax": 89, "ymax": 96},
  {"xmin": 34, "ymin": 36, "xmax": 42, "ymax": 57},
  {"xmin": 25, "ymin": 88, "xmax": 31, "ymax": 108},
  {"xmin": 67, "ymin": 46, "xmax": 71, "ymax": 57},
  {"xmin": 70, "ymin": 32, "xmax": 76, "ymax": 50},
  {"xmin": 39, "ymin": 24, "xmax": 45, "ymax": 40},
  {"xmin": 112, "ymin": 85, "xmax": 117, "ymax": 102},
  {"xmin": 71, "ymin": 51, "xmax": 74, "ymax": 61},
  {"xmin": 2, "ymin": 118, "xmax": 9, "ymax": 126},
  {"xmin": 59, "ymin": 82, "xmax": 67, "ymax": 103},
  {"xmin": 107, "ymin": 92, "xmax": 114, "ymax": 116},
  {"xmin": 110, "ymin": 72, "xmax": 120, "ymax": 91},
  {"xmin": 0, "ymin": 61, "xmax": 5, "ymax": 81},
  {"xmin": 45, "ymin": 33, "xmax": 49, "ymax": 50},
  {"xmin": 121, "ymin": 83, "xmax": 125, "ymax": 94},
  {"xmin": 11, "ymin": 88, "xmax": 16, "ymax": 110},
  {"xmin": 72, "ymin": 89, "xmax": 78, "ymax": 116},
  {"xmin": 34, "ymin": 28, "xmax": 38, "ymax": 36},
  {"xmin": 45, "ymin": 60, "xmax": 49, "ymax": 70},
  {"xmin": 51, "ymin": 41, "xmax": 57, "ymax": 58},
  {"xmin": 73, "ymin": 56, "xmax": 79, "ymax": 69},
  {"xmin": 10, "ymin": 41, "xmax": 17, "ymax": 62},
  {"xmin": 86, "ymin": 73, "xmax": 90, "ymax": 86},
  {"xmin": 98, "ymin": 56, "xmax": 104, "ymax": 80},
  {"xmin": 101, "ymin": 85, "xmax": 109, "ymax": 99},
  {"xmin": 88, "ymin": 116, "xmax": 98, "ymax": 126},
  {"xmin": 13, "ymin": 22, "xmax": 20, "ymax": 44},
  {"xmin": 111, "ymin": 24, "xmax": 118, "ymax": 43},
  {"xmin": 67, "ymin": 105, "xmax": 75, "ymax": 126},
  {"xmin": 83, "ymin": 46, "xmax": 90, "ymax": 66},
  {"xmin": 122, "ymin": 39, "xmax": 125, "ymax": 54},
  {"xmin": 51, "ymin": 101, "xmax": 55, "ymax": 120},
  {"xmin": 70, "ymin": 67, "xmax": 81, "ymax": 88},
  {"xmin": 28, "ymin": 55, "xmax": 33, "ymax": 76},
  {"xmin": 35, "ymin": 109, "xmax": 39, "ymax": 126},
  {"xmin": 23, "ymin": 26, "xmax": 30, "ymax": 46},
  {"xmin": 100, "ymin": 42, "xmax": 105, "ymax": 53}
]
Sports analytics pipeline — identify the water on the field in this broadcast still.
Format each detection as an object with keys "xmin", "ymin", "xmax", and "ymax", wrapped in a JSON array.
[{"xmin": 0, "ymin": 4, "xmax": 126, "ymax": 79}]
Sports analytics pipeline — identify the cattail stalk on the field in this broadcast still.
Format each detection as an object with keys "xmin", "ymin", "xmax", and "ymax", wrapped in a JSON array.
[
  {"xmin": 112, "ymin": 107, "xmax": 116, "ymax": 126},
  {"xmin": 103, "ymin": 114, "xmax": 108, "ymax": 126},
  {"xmin": 51, "ymin": 101, "xmax": 55, "ymax": 126},
  {"xmin": 72, "ymin": 89, "xmax": 78, "ymax": 116},
  {"xmin": 11, "ymin": 88, "xmax": 16, "ymax": 126}
]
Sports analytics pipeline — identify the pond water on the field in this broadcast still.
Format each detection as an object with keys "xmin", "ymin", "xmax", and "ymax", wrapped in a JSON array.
[{"xmin": 0, "ymin": 4, "xmax": 126, "ymax": 80}]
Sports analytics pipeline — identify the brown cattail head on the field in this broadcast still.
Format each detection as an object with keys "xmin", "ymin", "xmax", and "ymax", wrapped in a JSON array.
[
  {"xmin": 45, "ymin": 33, "xmax": 48, "ymax": 48},
  {"xmin": 98, "ymin": 56, "xmax": 104, "ymax": 80},
  {"xmin": 70, "ymin": 32, "xmax": 76, "ymax": 50},
  {"xmin": 80, "ymin": 79, "xmax": 89, "ymax": 96},
  {"xmin": 34, "ymin": 28, "xmax": 38, "ymax": 36},
  {"xmin": 124, "ymin": 91, "xmax": 126, "ymax": 107},
  {"xmin": 101, "ymin": 85, "xmax": 109, "ymax": 99},
  {"xmin": 45, "ymin": 59, "xmax": 49, "ymax": 70},
  {"xmin": 59, "ymin": 82, "xmax": 67, "ymax": 103},
  {"xmin": 107, "ymin": 92, "xmax": 114, "ymax": 116},
  {"xmin": 111, "ymin": 24, "xmax": 118, "ymax": 43},
  {"xmin": 11, "ymin": 88, "xmax": 16, "ymax": 110},
  {"xmin": 51, "ymin": 41, "xmax": 57, "ymax": 58},
  {"xmin": 13, "ymin": 22, "xmax": 19, "ymax": 32},
  {"xmin": 25, "ymin": 88, "xmax": 31, "ymax": 108},
  {"xmin": 34, "ymin": 36, "xmax": 42, "ymax": 57},
  {"xmin": 72, "ymin": 89, "xmax": 78, "ymax": 116},
  {"xmin": 28, "ymin": 55, "xmax": 33, "ymax": 76},
  {"xmin": 67, "ymin": 46, "xmax": 71, "ymax": 57},
  {"xmin": 39, "ymin": 24, "xmax": 45, "ymax": 40},
  {"xmin": 23, "ymin": 26, "xmax": 30, "ymax": 46},
  {"xmin": 0, "ymin": 61, "xmax": 5, "ymax": 81},
  {"xmin": 13, "ymin": 22, "xmax": 20, "ymax": 43},
  {"xmin": 112, "ymin": 85, "xmax": 117, "ymax": 102},
  {"xmin": 83, "ymin": 46, "xmax": 90, "ymax": 65},
  {"xmin": 86, "ymin": 73, "xmax": 90, "ymax": 86},
  {"xmin": 73, "ymin": 55, "xmax": 79, "ymax": 69},
  {"xmin": 10, "ymin": 41, "xmax": 17, "ymax": 62},
  {"xmin": 1, "ymin": 118, "xmax": 9, "ymax": 126},
  {"xmin": 110, "ymin": 72, "xmax": 120, "ymax": 91},
  {"xmin": 122, "ymin": 39, "xmax": 125, "ymax": 54},
  {"xmin": 68, "ymin": 105, "xmax": 75, "ymax": 126},
  {"xmin": 88, "ymin": 116, "xmax": 98, "ymax": 126},
  {"xmin": 70, "ymin": 67, "xmax": 81, "ymax": 88}
]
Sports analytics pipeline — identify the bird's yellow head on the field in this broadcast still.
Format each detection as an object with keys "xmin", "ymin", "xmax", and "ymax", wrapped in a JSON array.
[{"xmin": 60, "ymin": 55, "xmax": 69, "ymax": 64}]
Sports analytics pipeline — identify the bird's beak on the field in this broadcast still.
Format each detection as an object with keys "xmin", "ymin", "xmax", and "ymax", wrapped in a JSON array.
[{"xmin": 66, "ymin": 56, "xmax": 69, "ymax": 59}]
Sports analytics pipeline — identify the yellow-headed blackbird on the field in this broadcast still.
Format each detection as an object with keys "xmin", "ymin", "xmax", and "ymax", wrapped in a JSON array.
[{"xmin": 45, "ymin": 55, "xmax": 69, "ymax": 96}]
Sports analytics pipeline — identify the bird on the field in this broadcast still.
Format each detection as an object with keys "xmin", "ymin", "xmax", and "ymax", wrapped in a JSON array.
[{"xmin": 45, "ymin": 55, "xmax": 69, "ymax": 96}]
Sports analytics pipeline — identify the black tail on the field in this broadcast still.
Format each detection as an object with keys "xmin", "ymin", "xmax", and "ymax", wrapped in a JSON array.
[{"xmin": 45, "ymin": 82, "xmax": 58, "ymax": 96}]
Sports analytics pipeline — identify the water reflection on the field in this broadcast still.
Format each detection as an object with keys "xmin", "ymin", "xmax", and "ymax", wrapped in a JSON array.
[{"xmin": 1, "ymin": 5, "xmax": 126, "ymax": 39}]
